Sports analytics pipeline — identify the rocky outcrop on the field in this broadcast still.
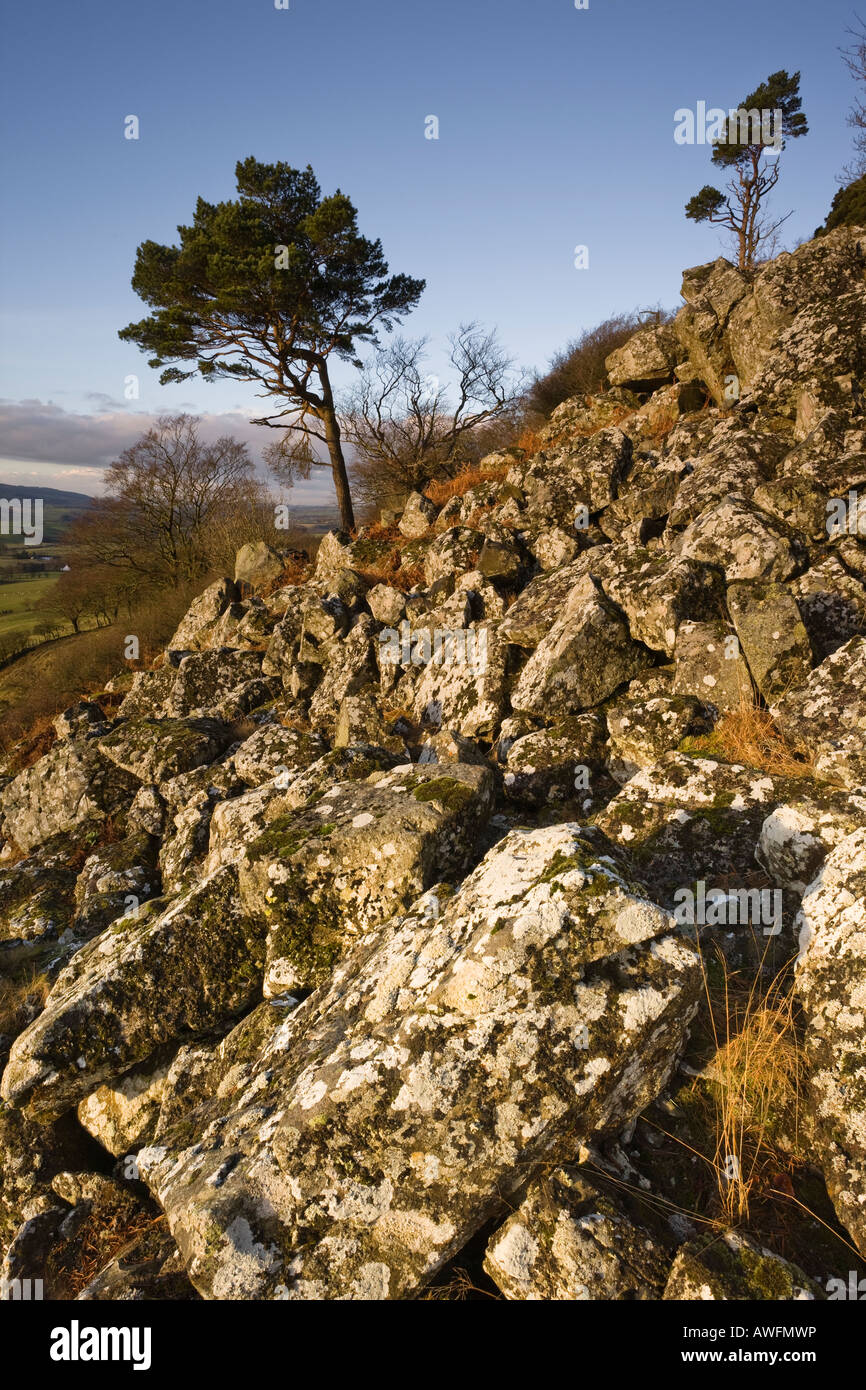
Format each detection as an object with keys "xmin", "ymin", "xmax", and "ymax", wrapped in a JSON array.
[
  {"xmin": 137, "ymin": 825, "xmax": 700, "ymax": 1299},
  {"xmin": 795, "ymin": 830, "xmax": 866, "ymax": 1255},
  {"xmin": 1, "ymin": 226, "xmax": 865, "ymax": 1301}
]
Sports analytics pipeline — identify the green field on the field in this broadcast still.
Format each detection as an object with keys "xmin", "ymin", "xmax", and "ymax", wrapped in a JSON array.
[{"xmin": 0, "ymin": 575, "xmax": 61, "ymax": 642}]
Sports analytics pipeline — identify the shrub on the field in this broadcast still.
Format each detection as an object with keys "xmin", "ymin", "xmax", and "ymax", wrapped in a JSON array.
[
  {"xmin": 525, "ymin": 311, "xmax": 654, "ymax": 418},
  {"xmin": 814, "ymin": 172, "xmax": 866, "ymax": 236}
]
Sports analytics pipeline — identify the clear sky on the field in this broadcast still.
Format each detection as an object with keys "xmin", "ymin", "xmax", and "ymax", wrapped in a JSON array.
[{"xmin": 0, "ymin": 0, "xmax": 859, "ymax": 501}]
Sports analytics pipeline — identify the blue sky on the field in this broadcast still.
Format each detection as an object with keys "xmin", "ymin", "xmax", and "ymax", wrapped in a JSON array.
[{"xmin": 0, "ymin": 0, "xmax": 860, "ymax": 500}]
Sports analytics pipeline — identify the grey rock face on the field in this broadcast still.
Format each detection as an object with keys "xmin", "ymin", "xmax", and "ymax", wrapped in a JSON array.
[
  {"xmin": 137, "ymin": 824, "xmax": 700, "ymax": 1300},
  {"xmin": 485, "ymin": 1167, "xmax": 670, "ymax": 1299},
  {"xmin": 663, "ymin": 1231, "xmax": 822, "ymax": 1300},
  {"xmin": 1, "ymin": 867, "xmax": 267, "ymax": 1118},
  {"xmin": 237, "ymin": 761, "xmax": 494, "ymax": 993},
  {"xmin": 234, "ymin": 541, "xmax": 285, "ymax": 590},
  {"xmin": 504, "ymin": 714, "xmax": 607, "ymax": 807},
  {"xmin": 795, "ymin": 829, "xmax": 866, "ymax": 1254},
  {"xmin": 511, "ymin": 575, "xmax": 652, "ymax": 717},
  {"xmin": 398, "ymin": 491, "xmax": 438, "ymax": 538},
  {"xmin": 726, "ymin": 581, "xmax": 812, "ymax": 704},
  {"xmin": 169, "ymin": 578, "xmax": 240, "ymax": 650},
  {"xmin": 605, "ymin": 321, "xmax": 682, "ymax": 392},
  {"xmin": 774, "ymin": 635, "xmax": 866, "ymax": 787},
  {"xmin": 673, "ymin": 619, "xmax": 753, "ymax": 714},
  {"xmin": 0, "ymin": 740, "xmax": 138, "ymax": 853}
]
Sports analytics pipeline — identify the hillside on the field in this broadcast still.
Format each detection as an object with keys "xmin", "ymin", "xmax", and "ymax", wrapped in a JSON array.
[
  {"xmin": 0, "ymin": 484, "xmax": 95, "ymax": 550},
  {"xmin": 1, "ymin": 226, "xmax": 865, "ymax": 1302}
]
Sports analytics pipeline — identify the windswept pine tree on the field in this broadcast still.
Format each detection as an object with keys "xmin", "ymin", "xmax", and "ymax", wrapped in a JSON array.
[
  {"xmin": 119, "ymin": 158, "xmax": 426, "ymax": 531},
  {"xmin": 685, "ymin": 71, "xmax": 808, "ymax": 270}
]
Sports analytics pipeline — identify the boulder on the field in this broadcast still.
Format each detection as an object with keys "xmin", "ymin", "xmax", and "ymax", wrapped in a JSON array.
[
  {"xmin": 1, "ymin": 867, "xmax": 267, "ymax": 1118},
  {"xmin": 98, "ymin": 717, "xmax": 233, "ymax": 785},
  {"xmin": 795, "ymin": 828, "xmax": 866, "ymax": 1253},
  {"xmin": 677, "ymin": 496, "xmax": 802, "ymax": 583},
  {"xmin": 0, "ymin": 836, "xmax": 77, "ymax": 971},
  {"xmin": 605, "ymin": 321, "xmax": 681, "ymax": 392},
  {"xmin": 137, "ymin": 823, "xmax": 701, "ymax": 1300},
  {"xmin": 774, "ymin": 635, "xmax": 866, "ymax": 788},
  {"xmin": 366, "ymin": 583, "xmax": 406, "ymax": 627},
  {"xmin": 234, "ymin": 541, "xmax": 284, "ymax": 590},
  {"xmin": 52, "ymin": 702, "xmax": 107, "ymax": 742},
  {"xmin": 663, "ymin": 1232, "xmax": 821, "ymax": 1300},
  {"xmin": 164, "ymin": 650, "xmax": 268, "ymax": 720},
  {"xmin": 791, "ymin": 557, "xmax": 866, "ymax": 662},
  {"xmin": 511, "ymin": 575, "xmax": 652, "ymax": 718},
  {"xmin": 520, "ymin": 429, "xmax": 632, "ymax": 525},
  {"xmin": 398, "ymin": 491, "xmax": 437, "ymax": 538},
  {"xmin": 168, "ymin": 578, "xmax": 240, "ymax": 650},
  {"xmin": 504, "ymin": 714, "xmax": 607, "ymax": 807},
  {"xmin": 484, "ymin": 1167, "xmax": 670, "ymax": 1300},
  {"xmin": 726, "ymin": 581, "xmax": 813, "ymax": 704},
  {"xmin": 673, "ymin": 619, "xmax": 753, "ymax": 714},
  {"xmin": 604, "ymin": 554, "xmax": 724, "ymax": 657},
  {"xmin": 237, "ymin": 761, "xmax": 494, "ymax": 994},
  {"xmin": 607, "ymin": 694, "xmax": 704, "ymax": 785},
  {"xmin": 233, "ymin": 724, "xmax": 327, "ymax": 788},
  {"xmin": 757, "ymin": 788, "xmax": 866, "ymax": 894},
  {"xmin": 0, "ymin": 740, "xmax": 138, "ymax": 854}
]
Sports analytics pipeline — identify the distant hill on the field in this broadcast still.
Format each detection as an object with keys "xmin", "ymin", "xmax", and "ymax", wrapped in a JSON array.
[
  {"xmin": 0, "ymin": 484, "xmax": 96, "ymax": 547},
  {"xmin": 286, "ymin": 504, "xmax": 342, "ymax": 531},
  {"xmin": 0, "ymin": 483, "xmax": 96, "ymax": 510}
]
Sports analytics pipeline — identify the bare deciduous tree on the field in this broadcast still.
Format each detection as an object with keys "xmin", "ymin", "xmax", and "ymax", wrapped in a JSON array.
[
  {"xmin": 841, "ymin": 14, "xmax": 866, "ymax": 179},
  {"xmin": 295, "ymin": 324, "xmax": 523, "ymax": 513},
  {"xmin": 74, "ymin": 414, "xmax": 267, "ymax": 587}
]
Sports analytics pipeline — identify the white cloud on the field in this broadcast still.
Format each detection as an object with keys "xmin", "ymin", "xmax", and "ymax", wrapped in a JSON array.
[{"xmin": 0, "ymin": 399, "xmax": 338, "ymax": 503}]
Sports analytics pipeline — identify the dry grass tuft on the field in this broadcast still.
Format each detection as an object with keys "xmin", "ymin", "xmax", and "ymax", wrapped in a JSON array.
[
  {"xmin": 421, "ymin": 1266, "xmax": 501, "ymax": 1300},
  {"xmin": 694, "ymin": 946, "xmax": 802, "ymax": 1224},
  {"xmin": 0, "ymin": 968, "xmax": 51, "ymax": 1038},
  {"xmin": 357, "ymin": 520, "xmax": 401, "ymax": 543},
  {"xmin": 515, "ymin": 426, "xmax": 542, "ymax": 455},
  {"xmin": 424, "ymin": 462, "xmax": 509, "ymax": 506},
  {"xmin": 682, "ymin": 691, "xmax": 812, "ymax": 779},
  {"xmin": 64, "ymin": 1211, "xmax": 168, "ymax": 1299},
  {"xmin": 644, "ymin": 402, "xmax": 680, "ymax": 447},
  {"xmin": 259, "ymin": 554, "xmax": 313, "ymax": 595},
  {"xmin": 2, "ymin": 713, "xmax": 58, "ymax": 775},
  {"xmin": 355, "ymin": 551, "xmax": 425, "ymax": 593}
]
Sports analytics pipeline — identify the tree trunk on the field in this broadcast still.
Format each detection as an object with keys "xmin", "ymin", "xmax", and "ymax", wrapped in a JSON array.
[{"xmin": 319, "ymin": 367, "xmax": 355, "ymax": 532}]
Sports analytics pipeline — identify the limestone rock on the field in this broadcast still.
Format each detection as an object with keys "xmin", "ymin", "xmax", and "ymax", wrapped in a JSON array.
[
  {"xmin": 1, "ymin": 867, "xmax": 267, "ymax": 1117},
  {"xmin": 234, "ymin": 541, "xmax": 285, "ymax": 590},
  {"xmin": 663, "ymin": 1232, "xmax": 821, "ymax": 1300},
  {"xmin": 673, "ymin": 619, "xmax": 753, "ymax": 714},
  {"xmin": 168, "ymin": 578, "xmax": 240, "ymax": 650},
  {"xmin": 484, "ymin": 1167, "xmax": 670, "ymax": 1300},
  {"xmin": 774, "ymin": 635, "xmax": 866, "ymax": 788},
  {"xmin": 795, "ymin": 829, "xmax": 866, "ymax": 1253},
  {"xmin": 138, "ymin": 823, "xmax": 701, "ymax": 1300},
  {"xmin": 237, "ymin": 761, "xmax": 494, "ymax": 993},
  {"xmin": 511, "ymin": 575, "xmax": 652, "ymax": 717},
  {"xmin": 726, "ymin": 581, "xmax": 812, "ymax": 703},
  {"xmin": 0, "ymin": 740, "xmax": 138, "ymax": 854},
  {"xmin": 398, "ymin": 491, "xmax": 437, "ymax": 538}
]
